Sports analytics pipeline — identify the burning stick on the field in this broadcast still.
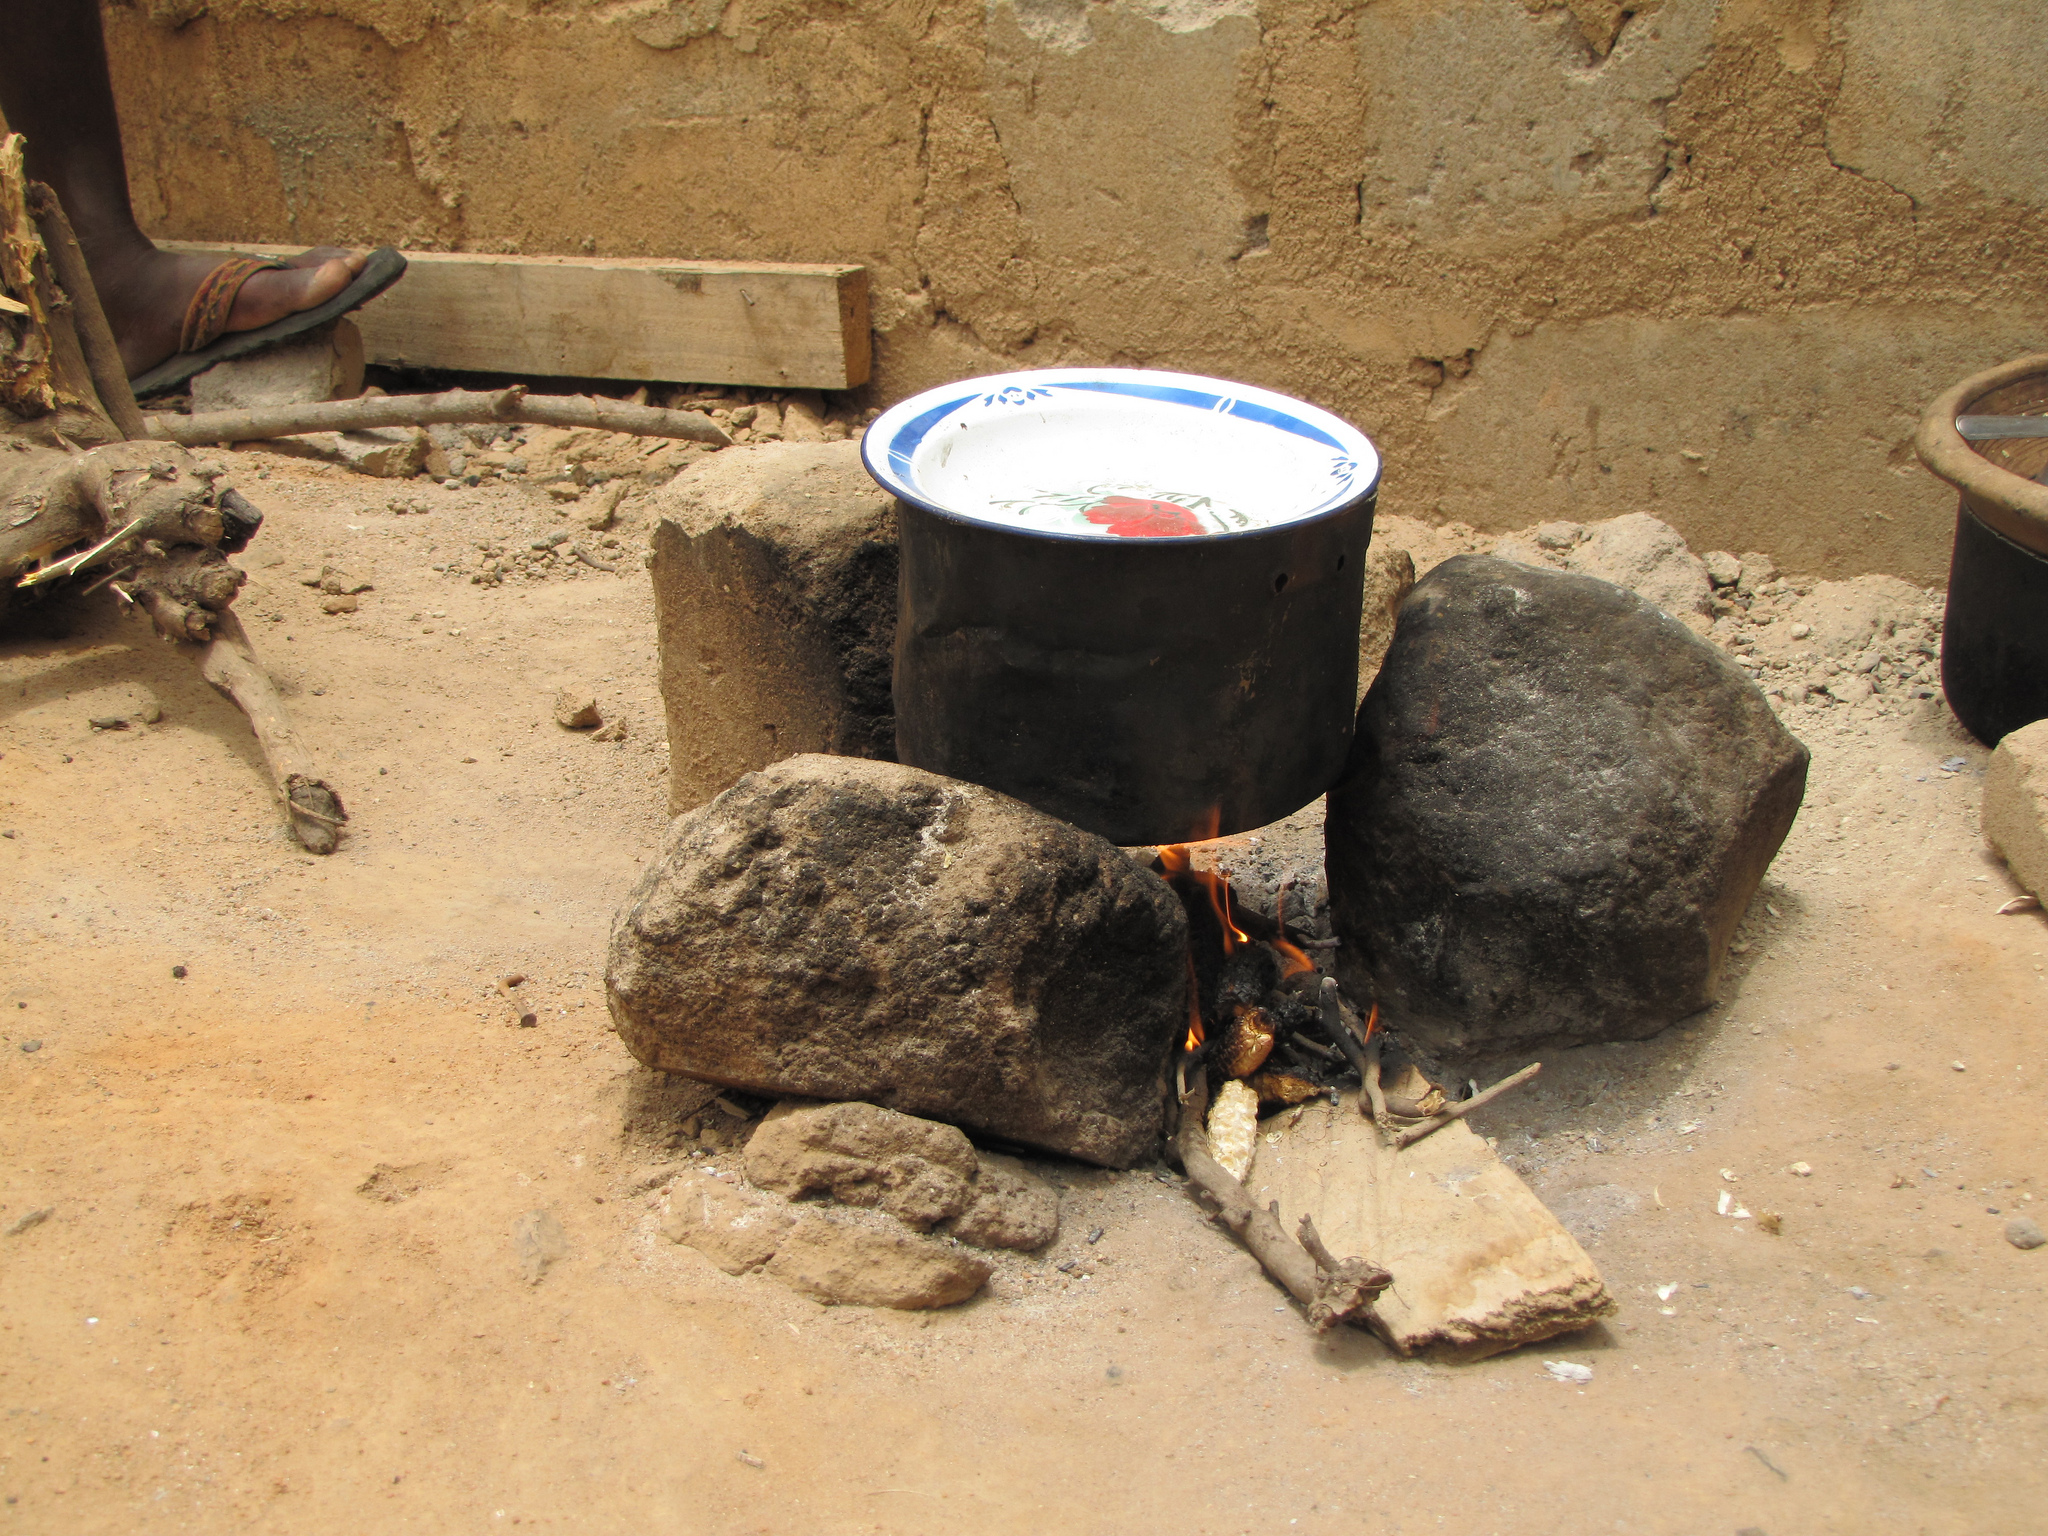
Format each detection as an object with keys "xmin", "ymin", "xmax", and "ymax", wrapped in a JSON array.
[
  {"xmin": 1316, "ymin": 977, "xmax": 1388, "ymax": 1123},
  {"xmin": 1391, "ymin": 1063, "xmax": 1543, "ymax": 1150},
  {"xmin": 1174, "ymin": 1064, "xmax": 1391, "ymax": 1331}
]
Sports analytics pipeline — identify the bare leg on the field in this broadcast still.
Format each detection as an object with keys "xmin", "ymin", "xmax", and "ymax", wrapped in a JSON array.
[{"xmin": 0, "ymin": 0, "xmax": 364, "ymax": 376}]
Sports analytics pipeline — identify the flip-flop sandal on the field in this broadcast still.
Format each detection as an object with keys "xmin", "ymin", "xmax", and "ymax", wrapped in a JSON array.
[{"xmin": 129, "ymin": 245, "xmax": 409, "ymax": 398}]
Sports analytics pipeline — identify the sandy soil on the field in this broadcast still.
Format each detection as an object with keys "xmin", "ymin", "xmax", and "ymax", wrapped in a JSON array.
[{"xmin": 2, "ymin": 456, "xmax": 2043, "ymax": 1535}]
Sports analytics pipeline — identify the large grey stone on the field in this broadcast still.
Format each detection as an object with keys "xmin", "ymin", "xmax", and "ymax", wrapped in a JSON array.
[
  {"xmin": 1326, "ymin": 556, "xmax": 1809, "ymax": 1057},
  {"xmin": 648, "ymin": 442, "xmax": 897, "ymax": 815},
  {"xmin": 606, "ymin": 754, "xmax": 1188, "ymax": 1167}
]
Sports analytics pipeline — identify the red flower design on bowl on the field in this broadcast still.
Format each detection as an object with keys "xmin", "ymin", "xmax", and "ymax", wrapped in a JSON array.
[{"xmin": 1082, "ymin": 495, "xmax": 1204, "ymax": 538}]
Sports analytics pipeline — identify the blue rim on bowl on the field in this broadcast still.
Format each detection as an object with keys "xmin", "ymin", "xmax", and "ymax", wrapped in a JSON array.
[{"xmin": 861, "ymin": 368, "xmax": 1381, "ymax": 544}]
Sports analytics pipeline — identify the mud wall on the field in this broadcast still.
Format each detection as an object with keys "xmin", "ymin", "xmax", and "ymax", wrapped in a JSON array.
[{"xmin": 101, "ymin": 0, "xmax": 2048, "ymax": 582}]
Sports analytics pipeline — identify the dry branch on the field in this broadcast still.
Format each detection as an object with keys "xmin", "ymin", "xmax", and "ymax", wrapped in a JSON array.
[
  {"xmin": 25, "ymin": 183, "xmax": 146, "ymax": 441},
  {"xmin": 1175, "ymin": 1065, "xmax": 1391, "ymax": 1331},
  {"xmin": 146, "ymin": 387, "xmax": 733, "ymax": 448},
  {"xmin": 198, "ymin": 610, "xmax": 347, "ymax": 854},
  {"xmin": 1391, "ymin": 1063, "xmax": 1543, "ymax": 1150}
]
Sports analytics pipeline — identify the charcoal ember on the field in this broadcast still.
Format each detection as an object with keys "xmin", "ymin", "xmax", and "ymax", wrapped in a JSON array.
[
  {"xmin": 606, "ymin": 754, "xmax": 1188, "ymax": 1168},
  {"xmin": 1327, "ymin": 556, "xmax": 1808, "ymax": 1057}
]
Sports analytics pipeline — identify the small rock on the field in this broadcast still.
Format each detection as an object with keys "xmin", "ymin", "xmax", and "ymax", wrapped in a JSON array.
[
  {"xmin": 19, "ymin": 1039, "xmax": 41, "ymax": 1053},
  {"xmin": 1736, "ymin": 552, "xmax": 1778, "ymax": 594},
  {"xmin": 727, "ymin": 404, "xmax": 758, "ymax": 429},
  {"xmin": 137, "ymin": 699, "xmax": 163, "ymax": 724},
  {"xmin": 265, "ymin": 427, "xmax": 427, "ymax": 479},
  {"xmin": 547, "ymin": 482, "xmax": 586, "ymax": 503},
  {"xmin": 320, "ymin": 595, "xmax": 359, "ymax": 615},
  {"xmin": 662, "ymin": 1176, "xmax": 796, "ymax": 1273},
  {"xmin": 1787, "ymin": 1161, "xmax": 1812, "ymax": 1176},
  {"xmin": 780, "ymin": 392, "xmax": 828, "ymax": 443},
  {"xmin": 88, "ymin": 715, "xmax": 129, "ymax": 731},
  {"xmin": 764, "ymin": 1210, "xmax": 991, "ymax": 1309},
  {"xmin": 1702, "ymin": 551, "xmax": 1743, "ymax": 588},
  {"xmin": 513, "ymin": 1209, "xmax": 567, "ymax": 1284},
  {"xmin": 1952, "ymin": 1060, "xmax": 1967, "ymax": 1072},
  {"xmin": 590, "ymin": 716, "xmax": 631, "ymax": 743},
  {"xmin": 319, "ymin": 571, "xmax": 373, "ymax": 595},
  {"xmin": 189, "ymin": 319, "xmax": 364, "ymax": 411},
  {"xmin": 4, "ymin": 1206, "xmax": 53, "ymax": 1236},
  {"xmin": 947, "ymin": 1153, "xmax": 1061, "ymax": 1252},
  {"xmin": 296, "ymin": 567, "xmax": 325, "ymax": 587},
  {"xmin": 1534, "ymin": 521, "xmax": 1585, "ymax": 552},
  {"xmin": 744, "ymin": 1101, "xmax": 978, "ymax": 1230},
  {"xmin": 2006, "ymin": 1216, "xmax": 2046, "ymax": 1250},
  {"xmin": 1563, "ymin": 512, "xmax": 1713, "ymax": 621},
  {"xmin": 554, "ymin": 690, "xmax": 602, "ymax": 730},
  {"xmin": 171, "ymin": 964, "xmax": 187, "ymax": 979}
]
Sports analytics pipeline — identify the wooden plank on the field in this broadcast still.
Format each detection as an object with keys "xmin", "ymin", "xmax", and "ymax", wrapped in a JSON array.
[
  {"xmin": 1246, "ymin": 1081, "xmax": 1614, "ymax": 1359},
  {"xmin": 162, "ymin": 244, "xmax": 869, "ymax": 391}
]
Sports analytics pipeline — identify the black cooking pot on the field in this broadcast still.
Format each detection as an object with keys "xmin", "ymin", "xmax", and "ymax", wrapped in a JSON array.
[
  {"xmin": 1916, "ymin": 353, "xmax": 2048, "ymax": 744},
  {"xmin": 863, "ymin": 370, "xmax": 1380, "ymax": 845}
]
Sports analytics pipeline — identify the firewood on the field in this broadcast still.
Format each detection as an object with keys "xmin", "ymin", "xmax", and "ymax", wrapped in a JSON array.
[
  {"xmin": 197, "ymin": 611, "xmax": 348, "ymax": 854},
  {"xmin": 1390, "ymin": 1062, "xmax": 1543, "ymax": 1149},
  {"xmin": 1174, "ymin": 1064, "xmax": 1391, "ymax": 1332},
  {"xmin": 144, "ymin": 387, "xmax": 733, "ymax": 449}
]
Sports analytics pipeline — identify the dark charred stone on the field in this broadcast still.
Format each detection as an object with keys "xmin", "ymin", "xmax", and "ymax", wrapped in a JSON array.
[
  {"xmin": 606, "ymin": 754, "xmax": 1189, "ymax": 1168},
  {"xmin": 1326, "ymin": 555, "xmax": 1809, "ymax": 1058}
]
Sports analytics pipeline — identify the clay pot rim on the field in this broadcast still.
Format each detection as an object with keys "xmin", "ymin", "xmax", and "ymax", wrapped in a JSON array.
[{"xmin": 1915, "ymin": 351, "xmax": 2048, "ymax": 557}]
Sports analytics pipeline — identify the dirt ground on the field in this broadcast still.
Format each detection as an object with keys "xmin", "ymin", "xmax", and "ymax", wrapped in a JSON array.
[{"xmin": 2, "ymin": 453, "xmax": 2043, "ymax": 1535}]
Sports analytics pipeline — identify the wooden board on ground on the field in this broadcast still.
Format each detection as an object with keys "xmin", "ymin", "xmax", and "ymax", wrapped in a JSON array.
[
  {"xmin": 162, "ymin": 244, "xmax": 870, "ymax": 391},
  {"xmin": 1246, "ymin": 1082, "xmax": 1613, "ymax": 1359}
]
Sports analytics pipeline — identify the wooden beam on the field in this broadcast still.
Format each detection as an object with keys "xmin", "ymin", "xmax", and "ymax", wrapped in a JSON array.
[{"xmin": 161, "ymin": 244, "xmax": 870, "ymax": 391}]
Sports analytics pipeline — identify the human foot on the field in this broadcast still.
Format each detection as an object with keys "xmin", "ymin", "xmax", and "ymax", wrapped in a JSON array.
[{"xmin": 90, "ymin": 244, "xmax": 367, "ymax": 379}]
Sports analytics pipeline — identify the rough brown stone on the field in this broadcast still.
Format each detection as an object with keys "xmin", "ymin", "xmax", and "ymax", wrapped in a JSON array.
[
  {"xmin": 605, "ymin": 754, "xmax": 1187, "ymax": 1167},
  {"xmin": 648, "ymin": 442, "xmax": 897, "ymax": 814},
  {"xmin": 744, "ymin": 1101, "xmax": 978, "ymax": 1230},
  {"xmin": 1563, "ymin": 512, "xmax": 1713, "ymax": 625},
  {"xmin": 264, "ymin": 426, "xmax": 427, "ymax": 479},
  {"xmin": 661, "ymin": 1175, "xmax": 796, "ymax": 1274},
  {"xmin": 764, "ymin": 1211, "xmax": 992, "ymax": 1309},
  {"xmin": 948, "ymin": 1153, "xmax": 1059, "ymax": 1252},
  {"xmin": 1985, "ymin": 719, "xmax": 2048, "ymax": 900},
  {"xmin": 554, "ymin": 690, "xmax": 601, "ymax": 730}
]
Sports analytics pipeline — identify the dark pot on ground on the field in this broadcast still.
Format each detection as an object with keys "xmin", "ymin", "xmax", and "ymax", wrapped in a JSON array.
[{"xmin": 1916, "ymin": 353, "xmax": 2048, "ymax": 745}]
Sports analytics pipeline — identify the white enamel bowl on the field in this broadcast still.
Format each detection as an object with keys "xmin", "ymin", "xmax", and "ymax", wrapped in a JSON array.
[{"xmin": 861, "ymin": 368, "xmax": 1380, "ymax": 542}]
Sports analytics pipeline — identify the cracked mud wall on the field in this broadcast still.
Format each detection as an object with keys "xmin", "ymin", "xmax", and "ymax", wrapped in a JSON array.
[{"xmin": 97, "ymin": 0, "xmax": 2048, "ymax": 581}]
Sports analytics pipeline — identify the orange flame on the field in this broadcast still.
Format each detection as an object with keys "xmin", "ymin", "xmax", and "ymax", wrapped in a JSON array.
[
  {"xmin": 1270, "ymin": 933, "xmax": 1316, "ymax": 980},
  {"xmin": 1182, "ymin": 949, "xmax": 1204, "ymax": 1053},
  {"xmin": 1159, "ymin": 843, "xmax": 1250, "ymax": 956}
]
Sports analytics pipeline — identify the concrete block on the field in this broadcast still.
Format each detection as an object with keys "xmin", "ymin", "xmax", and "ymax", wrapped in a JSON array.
[
  {"xmin": 649, "ymin": 442, "xmax": 897, "ymax": 813},
  {"xmin": 1985, "ymin": 719, "xmax": 2048, "ymax": 899},
  {"xmin": 189, "ymin": 319, "xmax": 364, "ymax": 412}
]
